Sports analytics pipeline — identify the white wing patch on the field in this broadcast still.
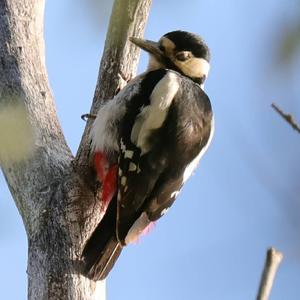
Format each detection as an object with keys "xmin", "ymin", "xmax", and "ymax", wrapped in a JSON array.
[
  {"xmin": 131, "ymin": 72, "xmax": 180, "ymax": 154},
  {"xmin": 183, "ymin": 116, "xmax": 215, "ymax": 183}
]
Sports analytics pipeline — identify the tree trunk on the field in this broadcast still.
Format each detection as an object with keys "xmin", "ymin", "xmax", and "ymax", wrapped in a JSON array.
[{"xmin": 0, "ymin": 0, "xmax": 152, "ymax": 299}]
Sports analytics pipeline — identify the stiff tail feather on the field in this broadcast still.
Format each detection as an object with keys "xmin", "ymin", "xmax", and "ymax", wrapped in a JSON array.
[{"xmin": 82, "ymin": 197, "xmax": 123, "ymax": 281}]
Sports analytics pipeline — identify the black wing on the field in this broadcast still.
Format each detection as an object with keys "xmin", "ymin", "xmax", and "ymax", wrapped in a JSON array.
[
  {"xmin": 115, "ymin": 69, "xmax": 170, "ymax": 244},
  {"xmin": 116, "ymin": 69, "xmax": 213, "ymax": 244}
]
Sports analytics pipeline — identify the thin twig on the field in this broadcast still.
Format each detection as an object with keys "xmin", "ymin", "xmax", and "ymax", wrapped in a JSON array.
[
  {"xmin": 257, "ymin": 247, "xmax": 283, "ymax": 300},
  {"xmin": 271, "ymin": 103, "xmax": 300, "ymax": 133}
]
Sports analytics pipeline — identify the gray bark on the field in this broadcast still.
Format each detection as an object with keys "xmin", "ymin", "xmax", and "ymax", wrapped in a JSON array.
[{"xmin": 0, "ymin": 0, "xmax": 152, "ymax": 299}]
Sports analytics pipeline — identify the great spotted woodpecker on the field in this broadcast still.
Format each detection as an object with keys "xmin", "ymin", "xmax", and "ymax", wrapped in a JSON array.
[{"xmin": 82, "ymin": 30, "xmax": 214, "ymax": 280}]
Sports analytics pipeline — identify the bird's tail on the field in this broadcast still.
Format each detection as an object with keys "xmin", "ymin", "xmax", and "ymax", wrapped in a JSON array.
[{"xmin": 81, "ymin": 198, "xmax": 123, "ymax": 281}]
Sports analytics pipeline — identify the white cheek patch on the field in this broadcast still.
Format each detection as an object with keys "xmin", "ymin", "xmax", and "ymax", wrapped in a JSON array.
[
  {"xmin": 131, "ymin": 72, "xmax": 180, "ymax": 154},
  {"xmin": 160, "ymin": 37, "xmax": 176, "ymax": 54},
  {"xmin": 183, "ymin": 117, "xmax": 215, "ymax": 183},
  {"xmin": 175, "ymin": 58, "xmax": 210, "ymax": 79}
]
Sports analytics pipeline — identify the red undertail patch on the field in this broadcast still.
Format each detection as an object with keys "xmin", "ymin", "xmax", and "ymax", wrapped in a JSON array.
[{"xmin": 94, "ymin": 151, "xmax": 118, "ymax": 211}]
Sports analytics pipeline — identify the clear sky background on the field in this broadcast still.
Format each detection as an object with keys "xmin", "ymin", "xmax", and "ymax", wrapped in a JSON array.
[{"xmin": 1, "ymin": 1, "xmax": 300, "ymax": 299}]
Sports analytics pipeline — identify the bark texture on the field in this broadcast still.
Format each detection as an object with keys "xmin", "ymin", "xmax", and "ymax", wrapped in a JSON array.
[{"xmin": 0, "ymin": 0, "xmax": 152, "ymax": 299}]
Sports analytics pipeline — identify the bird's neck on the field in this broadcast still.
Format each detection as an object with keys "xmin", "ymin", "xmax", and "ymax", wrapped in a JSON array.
[{"xmin": 147, "ymin": 56, "xmax": 165, "ymax": 71}]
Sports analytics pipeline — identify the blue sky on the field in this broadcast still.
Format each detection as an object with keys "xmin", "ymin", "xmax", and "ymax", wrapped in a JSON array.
[{"xmin": 1, "ymin": 1, "xmax": 300, "ymax": 299}]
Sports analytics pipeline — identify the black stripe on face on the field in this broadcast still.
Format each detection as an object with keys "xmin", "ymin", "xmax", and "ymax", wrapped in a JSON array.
[{"xmin": 160, "ymin": 57, "xmax": 206, "ymax": 85}]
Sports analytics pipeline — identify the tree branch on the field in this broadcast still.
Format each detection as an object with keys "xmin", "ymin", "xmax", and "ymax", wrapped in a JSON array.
[
  {"xmin": 271, "ymin": 103, "xmax": 300, "ymax": 134},
  {"xmin": 75, "ymin": 0, "xmax": 152, "ymax": 177},
  {"xmin": 257, "ymin": 247, "xmax": 283, "ymax": 300},
  {"xmin": 0, "ymin": 0, "xmax": 72, "ymax": 234},
  {"xmin": 0, "ymin": 0, "xmax": 152, "ymax": 299}
]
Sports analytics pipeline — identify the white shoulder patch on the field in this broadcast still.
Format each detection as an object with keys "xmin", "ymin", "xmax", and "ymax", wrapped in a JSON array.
[
  {"xmin": 183, "ymin": 116, "xmax": 215, "ymax": 183},
  {"xmin": 131, "ymin": 72, "xmax": 180, "ymax": 154}
]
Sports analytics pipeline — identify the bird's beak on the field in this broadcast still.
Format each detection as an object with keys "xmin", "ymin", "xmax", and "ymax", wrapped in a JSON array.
[{"xmin": 129, "ymin": 37, "xmax": 164, "ymax": 60}]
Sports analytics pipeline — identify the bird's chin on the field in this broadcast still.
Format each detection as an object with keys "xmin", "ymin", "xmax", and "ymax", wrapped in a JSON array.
[{"xmin": 147, "ymin": 56, "xmax": 165, "ymax": 71}]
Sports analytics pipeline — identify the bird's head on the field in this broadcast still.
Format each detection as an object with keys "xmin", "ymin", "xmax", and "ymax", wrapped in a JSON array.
[{"xmin": 130, "ymin": 30, "xmax": 210, "ymax": 85}]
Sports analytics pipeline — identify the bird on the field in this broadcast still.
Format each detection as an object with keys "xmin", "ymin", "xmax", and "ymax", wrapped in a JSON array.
[{"xmin": 81, "ymin": 30, "xmax": 214, "ymax": 281}]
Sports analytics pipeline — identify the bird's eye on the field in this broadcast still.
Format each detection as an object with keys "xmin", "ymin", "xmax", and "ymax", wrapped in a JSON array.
[{"xmin": 175, "ymin": 51, "xmax": 191, "ymax": 61}]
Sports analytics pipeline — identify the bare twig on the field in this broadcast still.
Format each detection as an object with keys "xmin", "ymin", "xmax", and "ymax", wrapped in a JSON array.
[
  {"xmin": 271, "ymin": 103, "xmax": 300, "ymax": 133},
  {"xmin": 257, "ymin": 247, "xmax": 283, "ymax": 300}
]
